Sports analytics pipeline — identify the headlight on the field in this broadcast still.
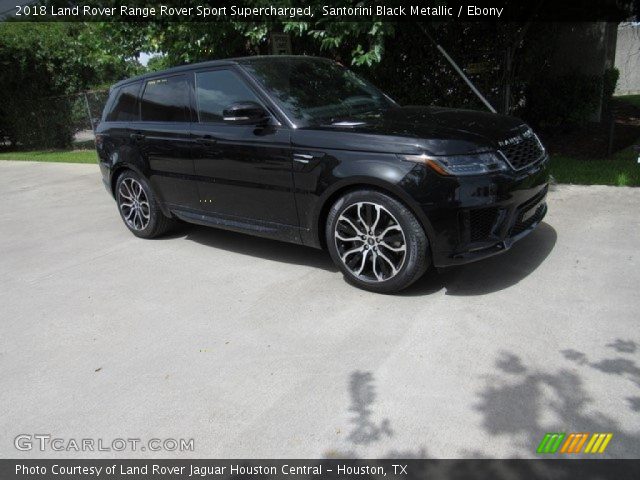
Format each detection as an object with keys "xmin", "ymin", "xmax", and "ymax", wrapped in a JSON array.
[{"xmin": 399, "ymin": 152, "xmax": 508, "ymax": 176}]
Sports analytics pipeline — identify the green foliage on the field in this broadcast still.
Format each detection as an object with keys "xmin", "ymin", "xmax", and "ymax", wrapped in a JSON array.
[
  {"xmin": 0, "ymin": 22, "xmax": 138, "ymax": 149},
  {"xmin": 145, "ymin": 55, "xmax": 171, "ymax": 72},
  {"xmin": 525, "ymin": 74, "xmax": 604, "ymax": 127},
  {"xmin": 603, "ymin": 67, "xmax": 620, "ymax": 101}
]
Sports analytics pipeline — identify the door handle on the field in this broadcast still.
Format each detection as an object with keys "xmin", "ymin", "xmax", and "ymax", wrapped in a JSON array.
[{"xmin": 130, "ymin": 133, "xmax": 145, "ymax": 141}]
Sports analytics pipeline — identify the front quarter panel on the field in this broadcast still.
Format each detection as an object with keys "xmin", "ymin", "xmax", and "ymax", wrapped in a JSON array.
[{"xmin": 291, "ymin": 130, "xmax": 430, "ymax": 248}]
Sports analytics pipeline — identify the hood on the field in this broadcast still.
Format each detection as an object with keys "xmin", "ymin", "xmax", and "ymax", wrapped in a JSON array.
[{"xmin": 296, "ymin": 106, "xmax": 530, "ymax": 156}]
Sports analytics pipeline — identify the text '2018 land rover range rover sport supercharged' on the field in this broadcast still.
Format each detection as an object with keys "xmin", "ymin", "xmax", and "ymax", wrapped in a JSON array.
[{"xmin": 96, "ymin": 56, "xmax": 549, "ymax": 293}]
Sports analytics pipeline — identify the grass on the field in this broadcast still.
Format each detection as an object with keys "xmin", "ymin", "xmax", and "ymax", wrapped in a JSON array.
[
  {"xmin": 0, "ymin": 149, "xmax": 97, "ymax": 164},
  {"xmin": 550, "ymin": 143, "xmax": 640, "ymax": 186},
  {"xmin": 543, "ymin": 94, "xmax": 638, "ymax": 186},
  {"xmin": 615, "ymin": 94, "xmax": 640, "ymax": 109}
]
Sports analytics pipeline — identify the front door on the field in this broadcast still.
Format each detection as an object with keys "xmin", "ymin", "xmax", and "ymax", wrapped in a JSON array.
[{"xmin": 190, "ymin": 68, "xmax": 298, "ymax": 236}]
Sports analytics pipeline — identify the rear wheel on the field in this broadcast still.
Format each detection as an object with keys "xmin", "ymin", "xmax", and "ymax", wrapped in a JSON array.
[
  {"xmin": 326, "ymin": 189, "xmax": 430, "ymax": 293},
  {"xmin": 115, "ymin": 170, "xmax": 174, "ymax": 238}
]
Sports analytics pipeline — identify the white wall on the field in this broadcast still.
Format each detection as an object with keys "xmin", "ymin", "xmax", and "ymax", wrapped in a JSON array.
[{"xmin": 614, "ymin": 23, "xmax": 640, "ymax": 96}]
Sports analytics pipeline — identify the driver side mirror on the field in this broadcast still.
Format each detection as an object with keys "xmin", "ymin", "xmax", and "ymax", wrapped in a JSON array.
[{"xmin": 222, "ymin": 101, "xmax": 269, "ymax": 125}]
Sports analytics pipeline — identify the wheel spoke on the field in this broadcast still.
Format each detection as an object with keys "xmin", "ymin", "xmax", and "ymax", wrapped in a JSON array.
[
  {"xmin": 133, "ymin": 181, "xmax": 142, "ymax": 200},
  {"xmin": 357, "ymin": 203, "xmax": 370, "ymax": 231},
  {"xmin": 341, "ymin": 245, "xmax": 364, "ymax": 262},
  {"xmin": 372, "ymin": 253, "xmax": 384, "ymax": 281},
  {"xmin": 379, "ymin": 224, "xmax": 401, "ymax": 239},
  {"xmin": 370, "ymin": 205, "xmax": 382, "ymax": 234},
  {"xmin": 355, "ymin": 249, "xmax": 370, "ymax": 275},
  {"xmin": 123, "ymin": 206, "xmax": 135, "ymax": 220},
  {"xmin": 377, "ymin": 249, "xmax": 399, "ymax": 275},
  {"xmin": 336, "ymin": 232, "xmax": 362, "ymax": 242},
  {"xmin": 119, "ymin": 183, "xmax": 133, "ymax": 201},
  {"xmin": 338, "ymin": 215, "xmax": 365, "ymax": 237},
  {"xmin": 379, "ymin": 241, "xmax": 406, "ymax": 253}
]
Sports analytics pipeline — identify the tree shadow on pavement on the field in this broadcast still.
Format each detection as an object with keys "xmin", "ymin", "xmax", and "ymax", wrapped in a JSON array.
[
  {"xmin": 475, "ymin": 344, "xmax": 640, "ymax": 460},
  {"xmin": 562, "ymin": 338, "xmax": 640, "ymax": 414},
  {"xmin": 324, "ymin": 370, "xmax": 428, "ymax": 459},
  {"xmin": 347, "ymin": 371, "xmax": 393, "ymax": 445},
  {"xmin": 321, "ymin": 369, "xmax": 638, "ymax": 480},
  {"xmin": 403, "ymin": 222, "xmax": 557, "ymax": 296}
]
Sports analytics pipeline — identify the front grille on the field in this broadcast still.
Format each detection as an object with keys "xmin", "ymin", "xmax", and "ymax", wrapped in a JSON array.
[
  {"xmin": 499, "ymin": 135, "xmax": 544, "ymax": 170},
  {"xmin": 469, "ymin": 207, "xmax": 498, "ymax": 242}
]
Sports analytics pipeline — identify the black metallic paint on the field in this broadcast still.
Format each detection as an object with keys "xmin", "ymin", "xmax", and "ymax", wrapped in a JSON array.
[{"xmin": 96, "ymin": 56, "xmax": 549, "ymax": 268}]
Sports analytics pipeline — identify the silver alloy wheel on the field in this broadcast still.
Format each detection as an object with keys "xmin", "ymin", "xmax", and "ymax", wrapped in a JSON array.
[
  {"xmin": 334, "ymin": 201, "xmax": 407, "ymax": 282},
  {"xmin": 118, "ymin": 178, "xmax": 150, "ymax": 231}
]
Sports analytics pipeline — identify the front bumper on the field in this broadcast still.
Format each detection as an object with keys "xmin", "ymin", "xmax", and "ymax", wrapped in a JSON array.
[
  {"xmin": 404, "ymin": 155, "xmax": 550, "ymax": 268},
  {"xmin": 444, "ymin": 199, "xmax": 547, "ymax": 266}
]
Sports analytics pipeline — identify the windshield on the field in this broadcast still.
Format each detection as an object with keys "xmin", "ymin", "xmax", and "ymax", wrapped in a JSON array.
[{"xmin": 241, "ymin": 57, "xmax": 396, "ymax": 127}]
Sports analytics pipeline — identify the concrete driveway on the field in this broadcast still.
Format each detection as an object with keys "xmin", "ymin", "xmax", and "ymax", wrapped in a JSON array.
[{"xmin": 0, "ymin": 160, "xmax": 639, "ymax": 459}]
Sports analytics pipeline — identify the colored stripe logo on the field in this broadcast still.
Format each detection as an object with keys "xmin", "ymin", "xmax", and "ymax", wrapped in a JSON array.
[{"xmin": 537, "ymin": 433, "xmax": 613, "ymax": 454}]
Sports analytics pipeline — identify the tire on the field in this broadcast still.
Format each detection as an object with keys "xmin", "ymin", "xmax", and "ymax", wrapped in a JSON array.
[
  {"xmin": 115, "ymin": 170, "xmax": 175, "ymax": 239},
  {"xmin": 326, "ymin": 189, "xmax": 431, "ymax": 293}
]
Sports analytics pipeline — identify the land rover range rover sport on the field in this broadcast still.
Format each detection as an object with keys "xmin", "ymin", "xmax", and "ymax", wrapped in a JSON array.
[{"xmin": 96, "ymin": 56, "xmax": 549, "ymax": 293}]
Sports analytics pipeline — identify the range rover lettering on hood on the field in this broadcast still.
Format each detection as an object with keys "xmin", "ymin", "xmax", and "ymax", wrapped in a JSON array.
[{"xmin": 498, "ymin": 128, "xmax": 534, "ymax": 148}]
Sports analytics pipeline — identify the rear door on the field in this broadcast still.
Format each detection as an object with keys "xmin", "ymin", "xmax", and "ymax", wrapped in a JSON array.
[{"xmin": 131, "ymin": 74, "xmax": 198, "ymax": 209}]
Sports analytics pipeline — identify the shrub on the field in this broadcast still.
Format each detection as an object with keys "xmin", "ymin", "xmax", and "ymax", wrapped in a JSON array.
[{"xmin": 524, "ymin": 74, "xmax": 604, "ymax": 127}]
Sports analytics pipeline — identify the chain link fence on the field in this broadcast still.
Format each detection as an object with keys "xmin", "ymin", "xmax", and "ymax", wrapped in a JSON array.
[
  {"xmin": 1, "ymin": 88, "xmax": 109, "ymax": 150},
  {"xmin": 66, "ymin": 89, "xmax": 110, "ymax": 147}
]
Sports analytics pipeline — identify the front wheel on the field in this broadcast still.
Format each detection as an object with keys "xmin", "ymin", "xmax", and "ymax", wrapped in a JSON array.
[{"xmin": 326, "ymin": 190, "xmax": 430, "ymax": 293}]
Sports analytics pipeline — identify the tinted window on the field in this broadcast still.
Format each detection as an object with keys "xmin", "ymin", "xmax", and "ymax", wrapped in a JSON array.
[
  {"xmin": 242, "ymin": 58, "xmax": 394, "ymax": 126},
  {"xmin": 140, "ymin": 75, "xmax": 189, "ymax": 122},
  {"xmin": 106, "ymin": 83, "xmax": 140, "ymax": 122},
  {"xmin": 196, "ymin": 70, "xmax": 262, "ymax": 123}
]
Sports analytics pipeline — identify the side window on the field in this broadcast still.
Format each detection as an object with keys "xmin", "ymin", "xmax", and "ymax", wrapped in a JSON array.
[
  {"xmin": 106, "ymin": 83, "xmax": 140, "ymax": 122},
  {"xmin": 196, "ymin": 70, "xmax": 262, "ymax": 123},
  {"xmin": 140, "ymin": 75, "xmax": 190, "ymax": 122}
]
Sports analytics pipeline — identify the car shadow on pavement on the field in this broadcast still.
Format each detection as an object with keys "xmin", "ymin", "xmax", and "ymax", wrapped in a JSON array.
[
  {"xmin": 178, "ymin": 221, "xmax": 556, "ymax": 294},
  {"xmin": 183, "ymin": 224, "xmax": 338, "ymax": 272},
  {"xmin": 403, "ymin": 222, "xmax": 557, "ymax": 297}
]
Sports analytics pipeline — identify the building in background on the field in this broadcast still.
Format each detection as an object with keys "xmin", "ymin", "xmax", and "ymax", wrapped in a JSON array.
[{"xmin": 614, "ymin": 23, "xmax": 640, "ymax": 95}]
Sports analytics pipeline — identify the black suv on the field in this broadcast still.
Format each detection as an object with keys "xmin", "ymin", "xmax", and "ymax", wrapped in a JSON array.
[{"xmin": 96, "ymin": 56, "xmax": 549, "ymax": 293}]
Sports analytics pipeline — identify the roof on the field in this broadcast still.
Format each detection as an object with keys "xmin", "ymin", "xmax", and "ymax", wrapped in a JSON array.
[{"xmin": 111, "ymin": 55, "xmax": 332, "ymax": 90}]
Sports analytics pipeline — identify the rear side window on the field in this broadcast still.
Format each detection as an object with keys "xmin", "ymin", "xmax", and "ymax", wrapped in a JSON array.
[
  {"xmin": 140, "ymin": 75, "xmax": 190, "ymax": 122},
  {"xmin": 106, "ymin": 83, "xmax": 140, "ymax": 122},
  {"xmin": 196, "ymin": 70, "xmax": 262, "ymax": 123}
]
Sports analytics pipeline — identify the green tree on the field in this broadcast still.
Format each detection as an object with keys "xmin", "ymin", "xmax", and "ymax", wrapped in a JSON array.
[{"xmin": 0, "ymin": 22, "xmax": 140, "ymax": 148}]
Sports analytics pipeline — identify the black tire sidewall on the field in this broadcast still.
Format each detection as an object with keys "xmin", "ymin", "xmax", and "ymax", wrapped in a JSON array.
[{"xmin": 326, "ymin": 190, "xmax": 430, "ymax": 293}]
